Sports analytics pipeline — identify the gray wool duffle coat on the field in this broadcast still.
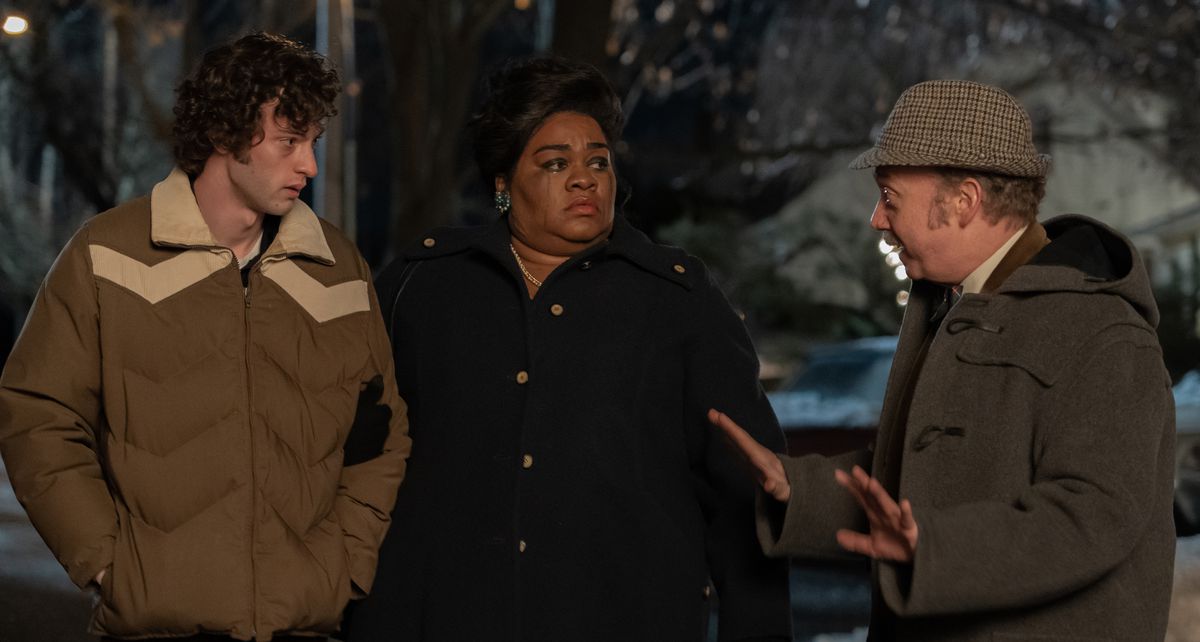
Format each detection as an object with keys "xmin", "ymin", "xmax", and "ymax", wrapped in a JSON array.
[
  {"xmin": 758, "ymin": 215, "xmax": 1176, "ymax": 642},
  {"xmin": 342, "ymin": 214, "xmax": 792, "ymax": 641}
]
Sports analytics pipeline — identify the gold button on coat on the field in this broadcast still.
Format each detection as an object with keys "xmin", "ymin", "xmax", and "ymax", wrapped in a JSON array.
[
  {"xmin": 518, "ymin": 540, "xmax": 527, "ymax": 553},
  {"xmin": 702, "ymin": 585, "xmax": 711, "ymax": 598},
  {"xmin": 673, "ymin": 264, "xmax": 686, "ymax": 274},
  {"xmin": 422, "ymin": 237, "xmax": 436, "ymax": 248},
  {"xmin": 522, "ymin": 454, "xmax": 533, "ymax": 469},
  {"xmin": 549, "ymin": 304, "xmax": 564, "ymax": 316},
  {"xmin": 516, "ymin": 371, "xmax": 529, "ymax": 384}
]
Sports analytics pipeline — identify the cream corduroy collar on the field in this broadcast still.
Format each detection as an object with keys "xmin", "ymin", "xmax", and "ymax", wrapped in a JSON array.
[{"xmin": 149, "ymin": 167, "xmax": 335, "ymax": 265}]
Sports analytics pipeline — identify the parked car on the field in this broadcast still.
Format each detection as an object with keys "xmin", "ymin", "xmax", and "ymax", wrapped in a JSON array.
[
  {"xmin": 767, "ymin": 336, "xmax": 896, "ymax": 457},
  {"xmin": 1170, "ymin": 371, "xmax": 1200, "ymax": 536},
  {"xmin": 767, "ymin": 335, "xmax": 1200, "ymax": 537}
]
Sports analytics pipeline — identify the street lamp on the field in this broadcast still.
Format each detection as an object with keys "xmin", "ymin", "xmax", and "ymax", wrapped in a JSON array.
[{"xmin": 2, "ymin": 13, "xmax": 29, "ymax": 36}]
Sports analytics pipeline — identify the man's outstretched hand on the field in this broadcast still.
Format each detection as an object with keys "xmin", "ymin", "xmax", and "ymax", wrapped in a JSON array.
[
  {"xmin": 834, "ymin": 465, "xmax": 918, "ymax": 562},
  {"xmin": 707, "ymin": 409, "xmax": 791, "ymax": 503}
]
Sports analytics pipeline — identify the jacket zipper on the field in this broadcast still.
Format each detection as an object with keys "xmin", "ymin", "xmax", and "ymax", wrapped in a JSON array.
[{"xmin": 240, "ymin": 256, "xmax": 259, "ymax": 640}]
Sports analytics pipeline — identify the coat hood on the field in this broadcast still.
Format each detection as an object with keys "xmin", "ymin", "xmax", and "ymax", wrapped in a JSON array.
[{"xmin": 997, "ymin": 214, "xmax": 1159, "ymax": 328}]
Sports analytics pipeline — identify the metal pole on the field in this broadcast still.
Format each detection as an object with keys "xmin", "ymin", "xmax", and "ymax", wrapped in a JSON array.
[
  {"xmin": 314, "ymin": 0, "xmax": 345, "ymax": 229},
  {"xmin": 339, "ymin": 0, "xmax": 356, "ymax": 240},
  {"xmin": 102, "ymin": 9, "xmax": 117, "ymax": 179},
  {"xmin": 535, "ymin": 0, "xmax": 556, "ymax": 52}
]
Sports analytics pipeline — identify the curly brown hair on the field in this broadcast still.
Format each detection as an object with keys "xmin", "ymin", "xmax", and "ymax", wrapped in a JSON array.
[{"xmin": 172, "ymin": 32, "xmax": 340, "ymax": 176}]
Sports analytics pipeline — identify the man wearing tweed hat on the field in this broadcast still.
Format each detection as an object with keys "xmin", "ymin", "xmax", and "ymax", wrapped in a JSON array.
[{"xmin": 711, "ymin": 80, "xmax": 1175, "ymax": 640}]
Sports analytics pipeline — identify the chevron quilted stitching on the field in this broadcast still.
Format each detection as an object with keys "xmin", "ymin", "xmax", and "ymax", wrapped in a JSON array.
[
  {"xmin": 261, "ymin": 258, "xmax": 369, "ymax": 323},
  {"xmin": 90, "ymin": 245, "xmax": 228, "ymax": 304}
]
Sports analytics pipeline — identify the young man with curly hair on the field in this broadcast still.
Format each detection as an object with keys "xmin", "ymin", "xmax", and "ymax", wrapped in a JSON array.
[{"xmin": 0, "ymin": 32, "xmax": 410, "ymax": 641}]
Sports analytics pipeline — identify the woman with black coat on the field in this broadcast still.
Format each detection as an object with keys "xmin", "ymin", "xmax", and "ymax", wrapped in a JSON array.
[{"xmin": 343, "ymin": 56, "xmax": 791, "ymax": 642}]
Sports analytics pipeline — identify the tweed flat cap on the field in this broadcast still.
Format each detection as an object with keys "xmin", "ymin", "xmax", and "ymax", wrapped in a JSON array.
[{"xmin": 850, "ymin": 79, "xmax": 1050, "ymax": 177}]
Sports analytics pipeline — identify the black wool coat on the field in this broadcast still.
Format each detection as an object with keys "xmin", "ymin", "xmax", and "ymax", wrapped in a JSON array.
[{"xmin": 343, "ymin": 215, "xmax": 791, "ymax": 641}]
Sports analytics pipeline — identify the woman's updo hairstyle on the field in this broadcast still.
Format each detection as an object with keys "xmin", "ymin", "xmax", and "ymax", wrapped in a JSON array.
[{"xmin": 469, "ymin": 56, "xmax": 624, "ymax": 192}]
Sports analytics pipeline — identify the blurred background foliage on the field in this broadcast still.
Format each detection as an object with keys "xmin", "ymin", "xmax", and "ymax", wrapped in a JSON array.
[{"xmin": 3, "ymin": 0, "xmax": 1200, "ymax": 374}]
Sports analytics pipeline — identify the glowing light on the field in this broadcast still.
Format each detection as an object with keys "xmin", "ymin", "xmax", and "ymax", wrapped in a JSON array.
[
  {"xmin": 513, "ymin": 0, "xmax": 531, "ymax": 10},
  {"xmin": 885, "ymin": 251, "xmax": 901, "ymax": 268},
  {"xmin": 877, "ymin": 238, "xmax": 893, "ymax": 254},
  {"xmin": 896, "ymin": 290, "xmax": 909, "ymax": 306},
  {"xmin": 655, "ymin": 1, "xmax": 675, "ymax": 23},
  {"xmin": 893, "ymin": 265, "xmax": 908, "ymax": 281},
  {"xmin": 2, "ymin": 15, "xmax": 29, "ymax": 35}
]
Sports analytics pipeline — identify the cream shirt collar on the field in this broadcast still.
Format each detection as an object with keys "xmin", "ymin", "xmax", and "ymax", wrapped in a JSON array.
[
  {"xmin": 960, "ymin": 224, "xmax": 1028, "ymax": 295},
  {"xmin": 149, "ymin": 167, "xmax": 335, "ymax": 265}
]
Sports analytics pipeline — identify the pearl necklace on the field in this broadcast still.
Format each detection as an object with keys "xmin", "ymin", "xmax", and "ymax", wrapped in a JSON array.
[{"xmin": 509, "ymin": 243, "xmax": 543, "ymax": 287}]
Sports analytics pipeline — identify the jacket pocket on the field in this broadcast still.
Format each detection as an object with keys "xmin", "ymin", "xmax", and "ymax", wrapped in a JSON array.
[
  {"xmin": 90, "ymin": 519, "xmax": 135, "ymax": 636},
  {"xmin": 97, "ymin": 563, "xmax": 115, "ymax": 609},
  {"xmin": 325, "ymin": 532, "xmax": 355, "ymax": 628}
]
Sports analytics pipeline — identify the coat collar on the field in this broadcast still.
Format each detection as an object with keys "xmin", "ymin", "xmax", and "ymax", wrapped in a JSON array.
[
  {"xmin": 980, "ymin": 221, "xmax": 1048, "ymax": 293},
  {"xmin": 149, "ymin": 167, "xmax": 336, "ymax": 265},
  {"xmin": 603, "ymin": 215, "xmax": 693, "ymax": 288},
  {"xmin": 404, "ymin": 214, "xmax": 694, "ymax": 289}
]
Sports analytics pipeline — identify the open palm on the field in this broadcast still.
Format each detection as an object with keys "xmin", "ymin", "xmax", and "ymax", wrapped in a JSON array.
[{"xmin": 834, "ymin": 465, "xmax": 918, "ymax": 562}]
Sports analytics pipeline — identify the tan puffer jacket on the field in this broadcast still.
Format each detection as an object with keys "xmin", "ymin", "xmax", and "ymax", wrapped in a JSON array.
[{"xmin": 0, "ymin": 169, "xmax": 411, "ymax": 640}]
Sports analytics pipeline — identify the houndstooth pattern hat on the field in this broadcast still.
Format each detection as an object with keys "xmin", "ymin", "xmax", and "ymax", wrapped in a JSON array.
[{"xmin": 850, "ymin": 80, "xmax": 1050, "ymax": 177}]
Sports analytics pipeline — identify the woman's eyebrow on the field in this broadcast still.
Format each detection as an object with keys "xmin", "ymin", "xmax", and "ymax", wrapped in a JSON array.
[{"xmin": 533, "ymin": 142, "xmax": 611, "ymax": 154}]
